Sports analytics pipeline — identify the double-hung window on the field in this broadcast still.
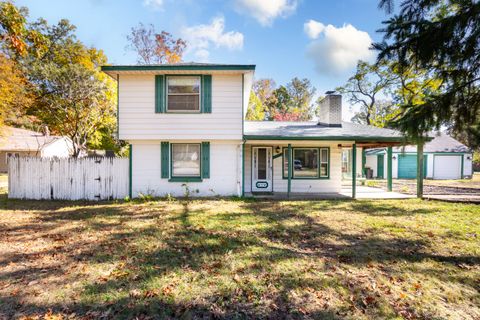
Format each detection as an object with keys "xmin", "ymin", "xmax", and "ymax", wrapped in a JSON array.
[
  {"xmin": 283, "ymin": 147, "xmax": 329, "ymax": 179},
  {"xmin": 171, "ymin": 143, "xmax": 201, "ymax": 177},
  {"xmin": 167, "ymin": 76, "xmax": 201, "ymax": 112}
]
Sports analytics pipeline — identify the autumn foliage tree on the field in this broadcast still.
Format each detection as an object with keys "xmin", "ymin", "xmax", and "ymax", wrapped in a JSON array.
[
  {"xmin": 246, "ymin": 78, "xmax": 317, "ymax": 121},
  {"xmin": 0, "ymin": 1, "xmax": 118, "ymax": 154},
  {"xmin": 127, "ymin": 23, "xmax": 186, "ymax": 64},
  {"xmin": 0, "ymin": 53, "xmax": 33, "ymax": 127}
]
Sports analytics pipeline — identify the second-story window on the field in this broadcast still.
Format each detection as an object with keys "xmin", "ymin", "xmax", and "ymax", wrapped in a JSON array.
[{"xmin": 167, "ymin": 76, "xmax": 201, "ymax": 112}]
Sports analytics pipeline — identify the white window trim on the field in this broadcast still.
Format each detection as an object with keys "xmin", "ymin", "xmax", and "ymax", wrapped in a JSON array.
[
  {"xmin": 171, "ymin": 143, "xmax": 202, "ymax": 178},
  {"xmin": 166, "ymin": 76, "xmax": 201, "ymax": 113}
]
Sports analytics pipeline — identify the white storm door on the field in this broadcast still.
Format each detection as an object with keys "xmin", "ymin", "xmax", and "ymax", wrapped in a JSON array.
[{"xmin": 252, "ymin": 147, "xmax": 273, "ymax": 192}]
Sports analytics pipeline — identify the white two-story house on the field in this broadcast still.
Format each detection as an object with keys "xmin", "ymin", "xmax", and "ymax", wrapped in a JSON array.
[{"xmin": 102, "ymin": 63, "xmax": 409, "ymax": 198}]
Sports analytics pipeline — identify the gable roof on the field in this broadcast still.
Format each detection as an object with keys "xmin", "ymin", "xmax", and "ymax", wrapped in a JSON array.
[
  {"xmin": 0, "ymin": 126, "xmax": 67, "ymax": 152},
  {"xmin": 365, "ymin": 132, "xmax": 470, "ymax": 154},
  {"xmin": 244, "ymin": 121, "xmax": 405, "ymax": 142},
  {"xmin": 102, "ymin": 63, "xmax": 256, "ymax": 77}
]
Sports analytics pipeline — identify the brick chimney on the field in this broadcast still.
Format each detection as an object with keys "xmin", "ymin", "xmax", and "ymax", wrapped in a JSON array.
[{"xmin": 317, "ymin": 94, "xmax": 342, "ymax": 127}]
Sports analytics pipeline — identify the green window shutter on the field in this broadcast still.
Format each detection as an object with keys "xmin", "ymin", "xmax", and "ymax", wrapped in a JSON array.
[
  {"xmin": 201, "ymin": 142, "xmax": 210, "ymax": 178},
  {"xmin": 155, "ymin": 75, "xmax": 165, "ymax": 113},
  {"xmin": 201, "ymin": 75, "xmax": 212, "ymax": 113},
  {"xmin": 161, "ymin": 142, "xmax": 169, "ymax": 178}
]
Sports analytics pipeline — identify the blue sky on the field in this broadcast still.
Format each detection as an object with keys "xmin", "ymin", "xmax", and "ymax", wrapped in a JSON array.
[{"xmin": 17, "ymin": 0, "xmax": 391, "ymax": 119}]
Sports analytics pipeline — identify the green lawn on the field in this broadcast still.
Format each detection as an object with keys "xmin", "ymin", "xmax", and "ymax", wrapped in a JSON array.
[{"xmin": 0, "ymin": 196, "xmax": 479, "ymax": 319}]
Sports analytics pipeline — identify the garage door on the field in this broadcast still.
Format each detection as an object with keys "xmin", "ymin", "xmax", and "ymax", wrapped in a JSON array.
[
  {"xmin": 398, "ymin": 154, "xmax": 427, "ymax": 179},
  {"xmin": 433, "ymin": 155, "xmax": 462, "ymax": 179}
]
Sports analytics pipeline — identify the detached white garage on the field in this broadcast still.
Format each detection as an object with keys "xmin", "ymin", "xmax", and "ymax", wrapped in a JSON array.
[{"xmin": 365, "ymin": 132, "xmax": 473, "ymax": 180}]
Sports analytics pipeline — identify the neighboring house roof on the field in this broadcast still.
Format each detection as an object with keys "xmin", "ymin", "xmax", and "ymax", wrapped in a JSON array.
[
  {"xmin": 244, "ymin": 121, "xmax": 405, "ymax": 142},
  {"xmin": 0, "ymin": 126, "xmax": 67, "ymax": 152},
  {"xmin": 365, "ymin": 132, "xmax": 470, "ymax": 154},
  {"xmin": 102, "ymin": 63, "xmax": 256, "ymax": 77}
]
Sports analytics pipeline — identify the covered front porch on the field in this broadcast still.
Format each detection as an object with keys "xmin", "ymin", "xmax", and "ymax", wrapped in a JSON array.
[{"xmin": 243, "ymin": 121, "xmax": 427, "ymax": 199}]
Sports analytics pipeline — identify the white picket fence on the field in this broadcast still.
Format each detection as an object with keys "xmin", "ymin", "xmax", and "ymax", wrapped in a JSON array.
[{"xmin": 8, "ymin": 157, "xmax": 129, "ymax": 200}]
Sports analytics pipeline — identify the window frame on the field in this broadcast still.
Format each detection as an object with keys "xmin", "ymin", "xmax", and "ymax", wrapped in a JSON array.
[
  {"xmin": 282, "ymin": 147, "xmax": 330, "ymax": 179},
  {"xmin": 170, "ymin": 143, "xmax": 202, "ymax": 179},
  {"xmin": 166, "ymin": 75, "xmax": 201, "ymax": 113}
]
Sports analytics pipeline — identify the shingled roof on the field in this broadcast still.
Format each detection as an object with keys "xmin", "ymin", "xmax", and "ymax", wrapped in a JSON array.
[
  {"xmin": 244, "ymin": 121, "xmax": 405, "ymax": 142},
  {"xmin": 365, "ymin": 132, "xmax": 470, "ymax": 154},
  {"xmin": 0, "ymin": 126, "xmax": 66, "ymax": 151}
]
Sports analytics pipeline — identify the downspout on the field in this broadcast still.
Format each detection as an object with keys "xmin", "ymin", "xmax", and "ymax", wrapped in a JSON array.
[
  {"xmin": 287, "ymin": 143, "xmax": 292, "ymax": 198},
  {"xmin": 128, "ymin": 144, "xmax": 132, "ymax": 199},
  {"xmin": 242, "ymin": 139, "xmax": 245, "ymax": 197},
  {"xmin": 241, "ymin": 73, "xmax": 245, "ymax": 197},
  {"xmin": 352, "ymin": 143, "xmax": 357, "ymax": 199}
]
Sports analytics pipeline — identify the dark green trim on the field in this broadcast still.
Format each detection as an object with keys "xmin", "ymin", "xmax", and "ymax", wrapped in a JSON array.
[
  {"xmin": 170, "ymin": 143, "xmax": 202, "ymax": 179},
  {"xmin": 281, "ymin": 147, "xmax": 330, "ymax": 180},
  {"xmin": 361, "ymin": 148, "xmax": 366, "ymax": 177},
  {"xmin": 102, "ymin": 64, "xmax": 256, "ymax": 72},
  {"xmin": 352, "ymin": 144, "xmax": 356, "ymax": 199},
  {"xmin": 377, "ymin": 154, "xmax": 385, "ymax": 179},
  {"xmin": 201, "ymin": 75, "xmax": 212, "ymax": 113},
  {"xmin": 417, "ymin": 142, "xmax": 424, "ymax": 198},
  {"xmin": 461, "ymin": 154, "xmax": 464, "ymax": 179},
  {"xmin": 244, "ymin": 135, "xmax": 406, "ymax": 142},
  {"xmin": 272, "ymin": 153, "xmax": 282, "ymax": 159},
  {"xmin": 168, "ymin": 177, "xmax": 203, "ymax": 183},
  {"xmin": 201, "ymin": 142, "xmax": 210, "ymax": 178},
  {"xmin": 161, "ymin": 142, "xmax": 170, "ymax": 178},
  {"xmin": 155, "ymin": 75, "xmax": 165, "ymax": 113},
  {"xmin": 387, "ymin": 146, "xmax": 392, "ymax": 192},
  {"xmin": 287, "ymin": 144, "xmax": 292, "ymax": 198},
  {"xmin": 128, "ymin": 144, "xmax": 132, "ymax": 198}
]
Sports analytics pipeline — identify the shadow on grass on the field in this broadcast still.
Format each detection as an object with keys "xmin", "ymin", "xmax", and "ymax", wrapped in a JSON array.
[{"xmin": 0, "ymin": 198, "xmax": 478, "ymax": 319}]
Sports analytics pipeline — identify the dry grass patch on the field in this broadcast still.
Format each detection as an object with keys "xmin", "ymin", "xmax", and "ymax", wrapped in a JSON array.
[{"xmin": 0, "ymin": 196, "xmax": 479, "ymax": 319}]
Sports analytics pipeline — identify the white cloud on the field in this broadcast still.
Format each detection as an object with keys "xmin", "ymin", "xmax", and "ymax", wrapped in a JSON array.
[
  {"xmin": 305, "ymin": 20, "xmax": 375, "ymax": 75},
  {"xmin": 143, "ymin": 0, "xmax": 164, "ymax": 10},
  {"xmin": 182, "ymin": 16, "xmax": 244, "ymax": 62},
  {"xmin": 234, "ymin": 0, "xmax": 297, "ymax": 26},
  {"xmin": 304, "ymin": 19, "xmax": 325, "ymax": 39}
]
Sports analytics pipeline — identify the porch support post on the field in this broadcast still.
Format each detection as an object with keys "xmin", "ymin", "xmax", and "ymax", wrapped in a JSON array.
[
  {"xmin": 387, "ymin": 146, "xmax": 393, "ymax": 192},
  {"xmin": 361, "ymin": 148, "xmax": 366, "ymax": 177},
  {"xmin": 417, "ymin": 141, "xmax": 424, "ymax": 198},
  {"xmin": 287, "ymin": 143, "xmax": 292, "ymax": 198},
  {"xmin": 128, "ymin": 144, "xmax": 132, "ymax": 199},
  {"xmin": 352, "ymin": 143, "xmax": 357, "ymax": 199}
]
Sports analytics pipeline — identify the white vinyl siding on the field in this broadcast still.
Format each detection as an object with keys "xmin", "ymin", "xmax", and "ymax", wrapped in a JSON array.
[
  {"xmin": 118, "ymin": 74, "xmax": 242, "ymax": 140},
  {"xmin": 131, "ymin": 140, "xmax": 242, "ymax": 197}
]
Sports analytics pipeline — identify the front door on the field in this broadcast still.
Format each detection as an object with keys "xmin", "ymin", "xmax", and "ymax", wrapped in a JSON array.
[
  {"xmin": 377, "ymin": 154, "xmax": 384, "ymax": 179},
  {"xmin": 252, "ymin": 147, "xmax": 272, "ymax": 192}
]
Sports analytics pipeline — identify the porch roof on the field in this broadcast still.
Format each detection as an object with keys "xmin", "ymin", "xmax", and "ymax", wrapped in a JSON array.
[{"xmin": 244, "ymin": 121, "xmax": 406, "ymax": 144}]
